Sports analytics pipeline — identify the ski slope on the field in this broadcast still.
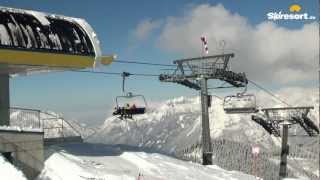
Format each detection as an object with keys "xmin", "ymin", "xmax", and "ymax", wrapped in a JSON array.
[{"xmin": 37, "ymin": 143, "xmax": 256, "ymax": 180}]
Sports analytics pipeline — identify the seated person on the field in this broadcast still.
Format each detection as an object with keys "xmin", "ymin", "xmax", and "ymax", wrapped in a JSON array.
[{"xmin": 130, "ymin": 104, "xmax": 137, "ymax": 109}]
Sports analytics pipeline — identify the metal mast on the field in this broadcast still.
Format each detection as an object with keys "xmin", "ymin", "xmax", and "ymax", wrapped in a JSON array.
[
  {"xmin": 159, "ymin": 53, "xmax": 247, "ymax": 165},
  {"xmin": 318, "ymin": 0, "xmax": 320, "ymax": 177}
]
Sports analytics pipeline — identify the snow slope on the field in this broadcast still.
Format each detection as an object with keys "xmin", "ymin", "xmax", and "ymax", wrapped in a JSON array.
[
  {"xmin": 38, "ymin": 143, "xmax": 256, "ymax": 180},
  {"xmin": 0, "ymin": 155, "xmax": 27, "ymax": 180}
]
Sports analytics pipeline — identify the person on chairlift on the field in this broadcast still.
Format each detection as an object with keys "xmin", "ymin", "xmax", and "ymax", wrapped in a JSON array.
[
  {"xmin": 124, "ymin": 103, "xmax": 132, "ymax": 118},
  {"xmin": 131, "ymin": 104, "xmax": 137, "ymax": 109}
]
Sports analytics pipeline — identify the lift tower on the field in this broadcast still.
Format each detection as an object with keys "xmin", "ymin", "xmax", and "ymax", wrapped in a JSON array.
[
  {"xmin": 252, "ymin": 106, "xmax": 318, "ymax": 179},
  {"xmin": 159, "ymin": 53, "xmax": 248, "ymax": 165}
]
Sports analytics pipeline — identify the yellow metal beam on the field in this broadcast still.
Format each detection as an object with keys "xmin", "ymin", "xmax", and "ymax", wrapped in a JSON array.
[
  {"xmin": 0, "ymin": 49, "xmax": 95, "ymax": 68},
  {"xmin": 100, "ymin": 54, "xmax": 117, "ymax": 65}
]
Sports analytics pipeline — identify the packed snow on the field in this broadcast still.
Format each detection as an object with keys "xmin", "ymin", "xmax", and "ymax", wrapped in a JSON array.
[
  {"xmin": 0, "ymin": 155, "xmax": 27, "ymax": 180},
  {"xmin": 37, "ymin": 143, "xmax": 257, "ymax": 180}
]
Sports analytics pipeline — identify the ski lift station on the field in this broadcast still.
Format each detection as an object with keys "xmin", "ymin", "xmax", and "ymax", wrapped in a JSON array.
[{"xmin": 0, "ymin": 6, "xmax": 114, "ymax": 179}]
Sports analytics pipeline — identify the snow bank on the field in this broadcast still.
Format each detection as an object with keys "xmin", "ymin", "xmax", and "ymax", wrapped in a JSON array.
[
  {"xmin": 0, "ymin": 155, "xmax": 27, "ymax": 180},
  {"xmin": 38, "ymin": 144, "xmax": 256, "ymax": 180},
  {"xmin": 37, "ymin": 151, "xmax": 94, "ymax": 180}
]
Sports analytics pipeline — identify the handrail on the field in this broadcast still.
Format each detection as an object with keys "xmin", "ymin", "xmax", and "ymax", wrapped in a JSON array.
[
  {"xmin": 59, "ymin": 118, "xmax": 82, "ymax": 137},
  {"xmin": 8, "ymin": 107, "xmax": 82, "ymax": 139}
]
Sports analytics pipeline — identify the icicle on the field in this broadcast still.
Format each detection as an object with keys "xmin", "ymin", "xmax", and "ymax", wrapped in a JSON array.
[{"xmin": 0, "ymin": 24, "xmax": 12, "ymax": 45}]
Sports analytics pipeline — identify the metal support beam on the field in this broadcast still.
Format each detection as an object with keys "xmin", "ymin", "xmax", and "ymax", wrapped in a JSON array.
[
  {"xmin": 0, "ymin": 74, "xmax": 9, "ymax": 126},
  {"xmin": 200, "ymin": 78, "xmax": 212, "ymax": 165},
  {"xmin": 279, "ymin": 124, "xmax": 289, "ymax": 179}
]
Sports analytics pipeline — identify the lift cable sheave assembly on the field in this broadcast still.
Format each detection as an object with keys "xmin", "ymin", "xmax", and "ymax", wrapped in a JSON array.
[
  {"xmin": 252, "ymin": 106, "xmax": 319, "ymax": 137},
  {"xmin": 159, "ymin": 53, "xmax": 247, "ymax": 90},
  {"xmin": 0, "ymin": 6, "xmax": 115, "ymax": 76},
  {"xmin": 112, "ymin": 72, "xmax": 148, "ymax": 119}
]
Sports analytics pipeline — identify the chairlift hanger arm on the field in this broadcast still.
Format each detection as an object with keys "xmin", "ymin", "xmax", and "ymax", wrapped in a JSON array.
[{"xmin": 121, "ymin": 72, "xmax": 131, "ymax": 93}]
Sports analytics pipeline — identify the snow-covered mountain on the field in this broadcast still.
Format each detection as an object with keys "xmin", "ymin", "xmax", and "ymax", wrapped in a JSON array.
[{"xmin": 89, "ymin": 96, "xmax": 278, "ymax": 153}]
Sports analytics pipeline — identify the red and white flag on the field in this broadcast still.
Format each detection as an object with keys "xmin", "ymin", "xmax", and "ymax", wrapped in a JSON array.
[{"xmin": 200, "ymin": 36, "xmax": 209, "ymax": 55}]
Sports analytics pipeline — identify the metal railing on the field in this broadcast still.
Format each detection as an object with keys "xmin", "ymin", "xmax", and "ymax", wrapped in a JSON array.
[
  {"xmin": 8, "ymin": 107, "xmax": 81, "ymax": 139},
  {"xmin": 41, "ymin": 111, "xmax": 82, "ymax": 139},
  {"xmin": 10, "ymin": 107, "xmax": 41, "ymax": 129}
]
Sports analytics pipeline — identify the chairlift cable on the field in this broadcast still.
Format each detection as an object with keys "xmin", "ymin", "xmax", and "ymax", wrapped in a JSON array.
[
  {"xmin": 70, "ymin": 70, "xmax": 160, "ymax": 77},
  {"xmin": 21, "ymin": 60, "xmax": 294, "ymax": 108},
  {"xmin": 248, "ymin": 79, "xmax": 292, "ymax": 107},
  {"xmin": 73, "ymin": 69, "xmax": 292, "ymax": 109},
  {"xmin": 114, "ymin": 60, "xmax": 175, "ymax": 67}
]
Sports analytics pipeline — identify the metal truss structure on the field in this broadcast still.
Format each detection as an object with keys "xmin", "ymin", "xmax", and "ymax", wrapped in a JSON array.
[
  {"xmin": 159, "ymin": 54, "xmax": 247, "ymax": 90},
  {"xmin": 252, "ymin": 106, "xmax": 319, "ymax": 137}
]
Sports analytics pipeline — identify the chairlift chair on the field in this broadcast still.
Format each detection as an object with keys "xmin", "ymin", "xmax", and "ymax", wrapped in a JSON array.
[
  {"xmin": 112, "ymin": 93, "xmax": 148, "ymax": 117},
  {"xmin": 112, "ymin": 72, "xmax": 148, "ymax": 119},
  {"xmin": 223, "ymin": 93, "xmax": 258, "ymax": 114}
]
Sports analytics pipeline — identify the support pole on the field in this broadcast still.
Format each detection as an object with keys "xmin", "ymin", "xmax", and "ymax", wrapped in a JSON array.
[
  {"xmin": 200, "ymin": 78, "xmax": 212, "ymax": 165},
  {"xmin": 318, "ymin": 0, "xmax": 320, "ymax": 176},
  {"xmin": 0, "ymin": 74, "xmax": 9, "ymax": 126},
  {"xmin": 279, "ymin": 124, "xmax": 289, "ymax": 179}
]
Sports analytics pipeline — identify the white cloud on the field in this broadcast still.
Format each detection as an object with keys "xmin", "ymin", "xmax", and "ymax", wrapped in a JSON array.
[
  {"xmin": 255, "ymin": 86, "xmax": 318, "ymax": 107},
  {"xmin": 157, "ymin": 4, "xmax": 318, "ymax": 85},
  {"xmin": 133, "ymin": 19, "xmax": 162, "ymax": 41}
]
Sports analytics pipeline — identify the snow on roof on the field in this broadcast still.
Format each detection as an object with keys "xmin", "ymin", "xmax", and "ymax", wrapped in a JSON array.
[
  {"xmin": 0, "ymin": 6, "xmax": 102, "ymax": 60},
  {"xmin": 0, "ymin": 125, "xmax": 43, "ymax": 133}
]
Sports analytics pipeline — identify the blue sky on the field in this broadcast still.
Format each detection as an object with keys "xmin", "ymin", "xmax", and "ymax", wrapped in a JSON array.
[{"xmin": 2, "ymin": 0, "xmax": 318, "ymax": 125}]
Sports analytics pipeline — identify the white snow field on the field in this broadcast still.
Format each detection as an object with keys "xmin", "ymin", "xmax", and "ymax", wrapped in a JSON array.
[
  {"xmin": 37, "ymin": 143, "xmax": 257, "ymax": 180},
  {"xmin": 0, "ymin": 155, "xmax": 27, "ymax": 180}
]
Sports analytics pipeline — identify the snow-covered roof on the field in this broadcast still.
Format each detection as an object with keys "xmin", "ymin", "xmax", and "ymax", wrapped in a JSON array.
[
  {"xmin": 0, "ymin": 125, "xmax": 43, "ymax": 133},
  {"xmin": 0, "ymin": 6, "xmax": 104, "ymax": 75}
]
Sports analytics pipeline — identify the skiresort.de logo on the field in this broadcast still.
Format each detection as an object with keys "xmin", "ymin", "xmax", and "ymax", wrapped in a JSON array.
[{"xmin": 267, "ymin": 4, "xmax": 316, "ymax": 21}]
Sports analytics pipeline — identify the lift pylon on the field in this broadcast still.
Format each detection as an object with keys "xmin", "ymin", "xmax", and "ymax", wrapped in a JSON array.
[
  {"xmin": 251, "ymin": 106, "xmax": 318, "ymax": 179},
  {"xmin": 159, "ymin": 53, "xmax": 248, "ymax": 165}
]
